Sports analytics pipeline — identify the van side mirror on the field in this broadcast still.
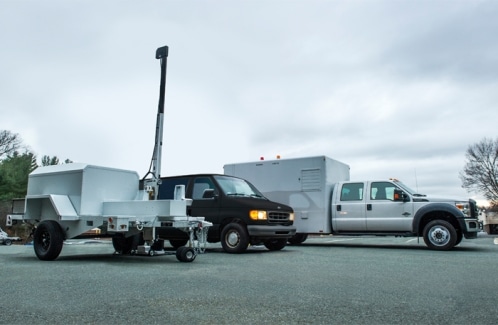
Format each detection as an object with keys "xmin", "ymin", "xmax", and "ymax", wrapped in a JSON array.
[
  {"xmin": 393, "ymin": 189, "xmax": 409, "ymax": 202},
  {"xmin": 202, "ymin": 189, "xmax": 216, "ymax": 199}
]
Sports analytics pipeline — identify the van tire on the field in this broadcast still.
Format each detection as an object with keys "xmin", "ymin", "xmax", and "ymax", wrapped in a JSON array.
[
  {"xmin": 423, "ymin": 220, "xmax": 457, "ymax": 251},
  {"xmin": 221, "ymin": 223, "xmax": 249, "ymax": 253},
  {"xmin": 33, "ymin": 220, "xmax": 64, "ymax": 261}
]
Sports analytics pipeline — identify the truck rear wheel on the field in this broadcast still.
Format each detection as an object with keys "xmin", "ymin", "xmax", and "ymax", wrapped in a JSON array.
[
  {"xmin": 221, "ymin": 223, "xmax": 249, "ymax": 253},
  {"xmin": 264, "ymin": 238, "xmax": 287, "ymax": 251},
  {"xmin": 34, "ymin": 220, "xmax": 64, "ymax": 261},
  {"xmin": 423, "ymin": 220, "xmax": 457, "ymax": 251}
]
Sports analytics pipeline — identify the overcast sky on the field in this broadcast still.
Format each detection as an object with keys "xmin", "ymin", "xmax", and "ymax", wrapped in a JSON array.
[{"xmin": 1, "ymin": 0, "xmax": 497, "ymax": 205}]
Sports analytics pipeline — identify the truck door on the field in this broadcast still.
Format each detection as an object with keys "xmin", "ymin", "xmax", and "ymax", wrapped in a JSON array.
[
  {"xmin": 332, "ymin": 182, "xmax": 366, "ymax": 231},
  {"xmin": 366, "ymin": 181, "xmax": 412, "ymax": 231}
]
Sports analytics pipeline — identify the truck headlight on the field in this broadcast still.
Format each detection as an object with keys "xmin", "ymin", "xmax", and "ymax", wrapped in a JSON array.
[
  {"xmin": 455, "ymin": 202, "xmax": 470, "ymax": 217},
  {"xmin": 289, "ymin": 213, "xmax": 295, "ymax": 221},
  {"xmin": 249, "ymin": 210, "xmax": 267, "ymax": 220}
]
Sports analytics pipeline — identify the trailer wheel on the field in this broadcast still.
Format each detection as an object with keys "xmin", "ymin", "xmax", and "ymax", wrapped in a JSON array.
[
  {"xmin": 169, "ymin": 239, "xmax": 188, "ymax": 249},
  {"xmin": 112, "ymin": 233, "xmax": 142, "ymax": 254},
  {"xmin": 4, "ymin": 239, "xmax": 12, "ymax": 246},
  {"xmin": 221, "ymin": 222, "xmax": 249, "ymax": 253},
  {"xmin": 264, "ymin": 238, "xmax": 287, "ymax": 251},
  {"xmin": 176, "ymin": 246, "xmax": 196, "ymax": 262},
  {"xmin": 423, "ymin": 220, "xmax": 457, "ymax": 251},
  {"xmin": 288, "ymin": 233, "xmax": 308, "ymax": 245},
  {"xmin": 34, "ymin": 220, "xmax": 64, "ymax": 261}
]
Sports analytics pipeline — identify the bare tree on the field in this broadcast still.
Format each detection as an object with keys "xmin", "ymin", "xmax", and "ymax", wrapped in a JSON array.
[
  {"xmin": 0, "ymin": 130, "xmax": 22, "ymax": 160},
  {"xmin": 460, "ymin": 137, "xmax": 498, "ymax": 206}
]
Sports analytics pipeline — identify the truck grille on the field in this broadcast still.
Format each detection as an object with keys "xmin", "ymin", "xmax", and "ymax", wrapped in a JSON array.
[
  {"xmin": 268, "ymin": 211, "xmax": 291, "ymax": 223},
  {"xmin": 469, "ymin": 199, "xmax": 478, "ymax": 218}
]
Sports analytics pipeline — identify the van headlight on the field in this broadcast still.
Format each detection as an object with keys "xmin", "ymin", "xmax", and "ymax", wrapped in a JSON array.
[
  {"xmin": 455, "ymin": 201, "xmax": 471, "ymax": 217},
  {"xmin": 249, "ymin": 210, "xmax": 267, "ymax": 220}
]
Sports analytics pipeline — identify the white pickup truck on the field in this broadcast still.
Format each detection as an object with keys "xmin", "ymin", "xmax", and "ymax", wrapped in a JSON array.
[
  {"xmin": 225, "ymin": 155, "xmax": 482, "ymax": 251},
  {"xmin": 0, "ymin": 227, "xmax": 21, "ymax": 246}
]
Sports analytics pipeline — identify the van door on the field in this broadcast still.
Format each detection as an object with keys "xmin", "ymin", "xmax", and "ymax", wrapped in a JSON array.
[
  {"xmin": 332, "ymin": 182, "xmax": 366, "ymax": 231},
  {"xmin": 189, "ymin": 176, "xmax": 221, "ymax": 225},
  {"xmin": 366, "ymin": 181, "xmax": 412, "ymax": 231}
]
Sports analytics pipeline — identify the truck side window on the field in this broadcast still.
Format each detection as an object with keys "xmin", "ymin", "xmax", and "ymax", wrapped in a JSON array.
[
  {"xmin": 371, "ymin": 182, "xmax": 396, "ymax": 200},
  {"xmin": 341, "ymin": 183, "xmax": 364, "ymax": 201},
  {"xmin": 192, "ymin": 177, "xmax": 215, "ymax": 199}
]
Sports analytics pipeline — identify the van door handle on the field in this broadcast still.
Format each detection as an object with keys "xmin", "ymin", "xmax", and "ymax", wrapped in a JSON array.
[
  {"xmin": 337, "ymin": 205, "xmax": 342, "ymax": 211},
  {"xmin": 367, "ymin": 204, "xmax": 372, "ymax": 211}
]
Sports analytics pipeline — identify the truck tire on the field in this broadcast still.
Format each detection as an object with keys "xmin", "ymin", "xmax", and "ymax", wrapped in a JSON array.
[
  {"xmin": 221, "ymin": 223, "xmax": 249, "ymax": 253},
  {"xmin": 288, "ymin": 233, "xmax": 308, "ymax": 245},
  {"xmin": 176, "ymin": 246, "xmax": 196, "ymax": 262},
  {"xmin": 423, "ymin": 220, "xmax": 457, "ymax": 251},
  {"xmin": 4, "ymin": 239, "xmax": 12, "ymax": 246},
  {"xmin": 264, "ymin": 238, "xmax": 287, "ymax": 251},
  {"xmin": 34, "ymin": 220, "xmax": 64, "ymax": 261}
]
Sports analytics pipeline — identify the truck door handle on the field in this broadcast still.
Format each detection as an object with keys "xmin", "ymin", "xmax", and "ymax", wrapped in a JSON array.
[
  {"xmin": 367, "ymin": 204, "xmax": 372, "ymax": 211},
  {"xmin": 337, "ymin": 205, "xmax": 341, "ymax": 211}
]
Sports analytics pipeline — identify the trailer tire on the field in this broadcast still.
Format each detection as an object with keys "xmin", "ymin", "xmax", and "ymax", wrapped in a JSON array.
[
  {"xmin": 221, "ymin": 222, "xmax": 249, "ymax": 254},
  {"xmin": 176, "ymin": 246, "xmax": 196, "ymax": 262},
  {"xmin": 288, "ymin": 233, "xmax": 308, "ymax": 245},
  {"xmin": 34, "ymin": 220, "xmax": 64, "ymax": 261},
  {"xmin": 170, "ymin": 239, "xmax": 188, "ymax": 249},
  {"xmin": 264, "ymin": 238, "xmax": 287, "ymax": 251},
  {"xmin": 4, "ymin": 239, "xmax": 12, "ymax": 246},
  {"xmin": 112, "ymin": 233, "xmax": 142, "ymax": 255},
  {"xmin": 423, "ymin": 220, "xmax": 457, "ymax": 251}
]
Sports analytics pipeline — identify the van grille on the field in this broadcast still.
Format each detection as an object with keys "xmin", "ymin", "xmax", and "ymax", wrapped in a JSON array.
[{"xmin": 268, "ymin": 211, "xmax": 291, "ymax": 223}]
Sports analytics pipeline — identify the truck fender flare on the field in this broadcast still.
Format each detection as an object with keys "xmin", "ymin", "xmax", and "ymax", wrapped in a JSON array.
[{"xmin": 412, "ymin": 203, "xmax": 462, "ymax": 234}]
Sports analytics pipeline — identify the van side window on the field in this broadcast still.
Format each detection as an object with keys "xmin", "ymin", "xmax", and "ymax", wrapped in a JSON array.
[
  {"xmin": 192, "ymin": 177, "xmax": 215, "ymax": 199},
  {"xmin": 370, "ymin": 182, "xmax": 396, "ymax": 200},
  {"xmin": 340, "ymin": 183, "xmax": 364, "ymax": 201},
  {"xmin": 158, "ymin": 177, "xmax": 189, "ymax": 200}
]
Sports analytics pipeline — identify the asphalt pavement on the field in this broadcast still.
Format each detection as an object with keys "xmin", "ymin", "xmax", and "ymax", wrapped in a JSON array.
[{"xmin": 1, "ymin": 233, "xmax": 497, "ymax": 324}]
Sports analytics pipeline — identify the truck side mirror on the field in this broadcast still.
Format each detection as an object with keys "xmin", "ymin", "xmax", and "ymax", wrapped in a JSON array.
[{"xmin": 393, "ymin": 189, "xmax": 409, "ymax": 202}]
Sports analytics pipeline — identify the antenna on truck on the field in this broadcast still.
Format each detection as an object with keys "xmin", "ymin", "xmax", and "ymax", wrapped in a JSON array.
[{"xmin": 142, "ymin": 45, "xmax": 169, "ymax": 199}]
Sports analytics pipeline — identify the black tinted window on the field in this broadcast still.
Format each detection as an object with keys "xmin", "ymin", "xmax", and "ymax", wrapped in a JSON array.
[{"xmin": 158, "ymin": 177, "xmax": 189, "ymax": 199}]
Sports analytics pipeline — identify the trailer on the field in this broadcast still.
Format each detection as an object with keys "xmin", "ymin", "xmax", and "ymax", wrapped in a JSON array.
[{"xmin": 6, "ymin": 45, "xmax": 212, "ymax": 262}]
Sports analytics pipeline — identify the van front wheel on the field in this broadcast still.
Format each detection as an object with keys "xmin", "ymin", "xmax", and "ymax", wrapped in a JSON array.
[{"xmin": 221, "ymin": 223, "xmax": 249, "ymax": 254}]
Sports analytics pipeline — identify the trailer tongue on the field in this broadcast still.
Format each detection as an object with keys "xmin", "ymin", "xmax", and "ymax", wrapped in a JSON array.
[{"xmin": 7, "ymin": 46, "xmax": 212, "ymax": 262}]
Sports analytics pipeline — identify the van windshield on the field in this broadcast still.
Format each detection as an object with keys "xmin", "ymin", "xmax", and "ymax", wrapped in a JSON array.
[{"xmin": 214, "ymin": 175, "xmax": 266, "ymax": 199}]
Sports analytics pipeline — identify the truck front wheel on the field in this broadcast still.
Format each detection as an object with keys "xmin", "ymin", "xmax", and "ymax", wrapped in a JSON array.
[
  {"xmin": 423, "ymin": 220, "xmax": 457, "ymax": 251},
  {"xmin": 221, "ymin": 223, "xmax": 249, "ymax": 253},
  {"xmin": 34, "ymin": 220, "xmax": 64, "ymax": 261}
]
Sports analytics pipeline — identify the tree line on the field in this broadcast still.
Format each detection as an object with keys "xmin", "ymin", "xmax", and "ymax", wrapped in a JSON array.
[
  {"xmin": 0, "ymin": 130, "xmax": 72, "ymax": 201},
  {"xmin": 1, "ymin": 129, "xmax": 498, "ymax": 206}
]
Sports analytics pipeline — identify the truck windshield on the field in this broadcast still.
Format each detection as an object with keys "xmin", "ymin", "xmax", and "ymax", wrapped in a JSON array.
[
  {"xmin": 214, "ymin": 175, "xmax": 266, "ymax": 199},
  {"xmin": 393, "ymin": 180, "xmax": 425, "ymax": 197}
]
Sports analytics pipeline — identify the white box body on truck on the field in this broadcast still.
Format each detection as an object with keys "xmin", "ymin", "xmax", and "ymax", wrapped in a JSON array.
[
  {"xmin": 224, "ymin": 156, "xmax": 349, "ymax": 240},
  {"xmin": 225, "ymin": 156, "xmax": 482, "ymax": 250}
]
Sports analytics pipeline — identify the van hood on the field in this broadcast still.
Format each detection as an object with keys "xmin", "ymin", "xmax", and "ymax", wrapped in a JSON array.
[{"xmin": 227, "ymin": 196, "xmax": 293, "ymax": 212}]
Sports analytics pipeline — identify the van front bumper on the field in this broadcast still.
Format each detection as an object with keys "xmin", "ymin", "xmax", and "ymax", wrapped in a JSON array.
[{"xmin": 247, "ymin": 225, "xmax": 296, "ymax": 238}]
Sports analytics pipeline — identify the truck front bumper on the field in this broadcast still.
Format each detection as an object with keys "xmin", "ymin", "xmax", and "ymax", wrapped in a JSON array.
[
  {"xmin": 459, "ymin": 218, "xmax": 483, "ymax": 239},
  {"xmin": 247, "ymin": 225, "xmax": 296, "ymax": 238}
]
